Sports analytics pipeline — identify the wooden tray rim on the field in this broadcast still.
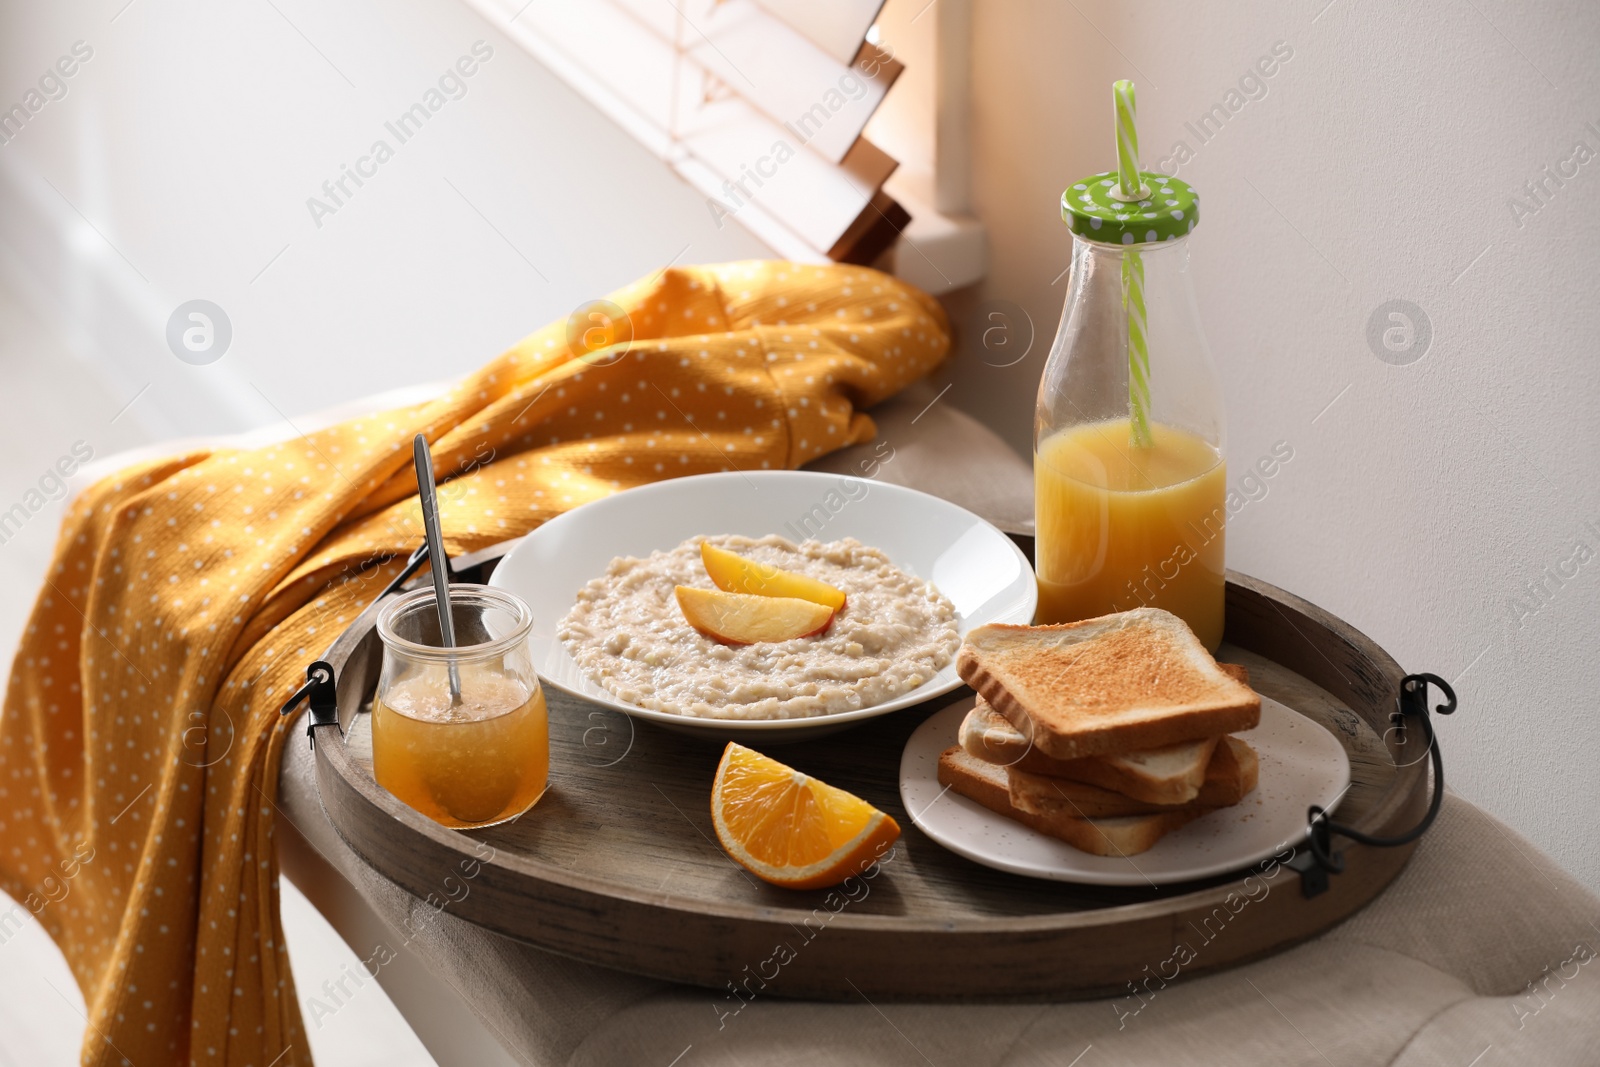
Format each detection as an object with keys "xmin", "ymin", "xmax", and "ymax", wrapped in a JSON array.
[{"xmin": 311, "ymin": 570, "xmax": 1421, "ymax": 927}]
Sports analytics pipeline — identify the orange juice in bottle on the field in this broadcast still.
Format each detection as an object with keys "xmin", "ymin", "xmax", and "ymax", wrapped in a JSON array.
[
  {"xmin": 374, "ymin": 585, "xmax": 548, "ymax": 828},
  {"xmin": 1035, "ymin": 81, "xmax": 1227, "ymax": 649},
  {"xmin": 1035, "ymin": 419, "xmax": 1226, "ymax": 649}
]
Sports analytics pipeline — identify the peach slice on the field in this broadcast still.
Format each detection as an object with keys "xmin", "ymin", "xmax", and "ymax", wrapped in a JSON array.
[
  {"xmin": 675, "ymin": 585, "xmax": 834, "ymax": 645},
  {"xmin": 700, "ymin": 542, "xmax": 847, "ymax": 611}
]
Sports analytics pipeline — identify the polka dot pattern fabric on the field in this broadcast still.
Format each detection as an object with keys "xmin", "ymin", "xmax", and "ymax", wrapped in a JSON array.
[
  {"xmin": 0, "ymin": 261, "xmax": 949, "ymax": 1066},
  {"xmin": 1060, "ymin": 170, "xmax": 1200, "ymax": 245}
]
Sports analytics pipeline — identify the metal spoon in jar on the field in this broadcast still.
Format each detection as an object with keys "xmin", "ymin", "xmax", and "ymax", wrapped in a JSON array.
[{"xmin": 413, "ymin": 433, "xmax": 462, "ymax": 707}]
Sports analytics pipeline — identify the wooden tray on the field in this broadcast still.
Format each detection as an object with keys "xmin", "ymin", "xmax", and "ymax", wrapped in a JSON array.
[{"xmin": 308, "ymin": 550, "xmax": 1424, "ymax": 1000}]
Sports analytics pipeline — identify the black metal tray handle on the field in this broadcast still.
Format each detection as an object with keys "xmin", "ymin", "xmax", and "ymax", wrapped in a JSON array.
[
  {"xmin": 279, "ymin": 542, "xmax": 435, "ymax": 742},
  {"xmin": 1286, "ymin": 673, "xmax": 1457, "ymax": 898}
]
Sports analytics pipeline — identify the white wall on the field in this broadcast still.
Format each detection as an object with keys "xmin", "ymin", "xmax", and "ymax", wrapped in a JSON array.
[
  {"xmin": 0, "ymin": 0, "xmax": 766, "ymax": 442},
  {"xmin": 0, "ymin": 0, "xmax": 1596, "ymax": 895},
  {"xmin": 928, "ymin": 0, "xmax": 1600, "ymax": 885}
]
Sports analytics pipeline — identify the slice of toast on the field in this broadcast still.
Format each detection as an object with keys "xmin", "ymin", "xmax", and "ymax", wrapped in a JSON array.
[
  {"xmin": 936, "ymin": 746, "xmax": 1214, "ymax": 857},
  {"xmin": 960, "ymin": 699, "xmax": 1220, "ymax": 804},
  {"xmin": 958, "ymin": 661, "xmax": 1247, "ymax": 804},
  {"xmin": 1008, "ymin": 736, "xmax": 1260, "ymax": 819},
  {"xmin": 1214, "ymin": 736, "xmax": 1259, "ymax": 798},
  {"xmin": 956, "ymin": 608, "xmax": 1260, "ymax": 760}
]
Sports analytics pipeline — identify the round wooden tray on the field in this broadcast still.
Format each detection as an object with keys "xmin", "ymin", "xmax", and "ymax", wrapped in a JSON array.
[{"xmin": 308, "ymin": 549, "xmax": 1425, "ymax": 1000}]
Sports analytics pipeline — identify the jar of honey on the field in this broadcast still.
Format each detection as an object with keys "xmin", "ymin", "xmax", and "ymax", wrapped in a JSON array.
[{"xmin": 373, "ymin": 585, "xmax": 549, "ymax": 828}]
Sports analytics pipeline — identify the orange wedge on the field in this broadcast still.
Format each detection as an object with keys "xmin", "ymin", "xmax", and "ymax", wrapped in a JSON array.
[
  {"xmin": 701, "ymin": 542, "xmax": 847, "ymax": 610},
  {"xmin": 675, "ymin": 585, "xmax": 833, "ymax": 645},
  {"xmin": 710, "ymin": 743, "xmax": 901, "ymax": 889}
]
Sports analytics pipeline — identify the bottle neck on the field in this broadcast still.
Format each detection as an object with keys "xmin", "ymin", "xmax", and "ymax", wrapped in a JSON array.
[
  {"xmin": 1070, "ymin": 232, "xmax": 1192, "ymax": 257},
  {"xmin": 1038, "ymin": 230, "xmax": 1223, "ymax": 457}
]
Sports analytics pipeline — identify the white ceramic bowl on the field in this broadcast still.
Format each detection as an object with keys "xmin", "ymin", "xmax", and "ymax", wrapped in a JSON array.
[{"xmin": 488, "ymin": 470, "xmax": 1036, "ymax": 743}]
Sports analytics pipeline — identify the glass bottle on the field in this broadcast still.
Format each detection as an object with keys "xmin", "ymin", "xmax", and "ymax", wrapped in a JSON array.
[
  {"xmin": 1034, "ymin": 170, "xmax": 1228, "ymax": 649},
  {"xmin": 373, "ymin": 584, "xmax": 549, "ymax": 828}
]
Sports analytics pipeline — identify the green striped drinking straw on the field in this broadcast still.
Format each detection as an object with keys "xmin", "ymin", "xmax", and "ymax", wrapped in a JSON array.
[
  {"xmin": 1113, "ymin": 79, "xmax": 1153, "ymax": 449},
  {"xmin": 1059, "ymin": 86, "xmax": 1201, "ymax": 448}
]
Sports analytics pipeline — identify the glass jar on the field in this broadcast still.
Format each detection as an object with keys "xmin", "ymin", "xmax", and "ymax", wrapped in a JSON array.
[
  {"xmin": 373, "ymin": 585, "xmax": 549, "ymax": 829},
  {"xmin": 1035, "ymin": 171, "xmax": 1228, "ymax": 649}
]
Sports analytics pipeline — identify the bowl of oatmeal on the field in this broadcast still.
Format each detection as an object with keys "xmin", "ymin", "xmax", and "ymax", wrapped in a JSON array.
[{"xmin": 488, "ymin": 470, "xmax": 1036, "ymax": 741}]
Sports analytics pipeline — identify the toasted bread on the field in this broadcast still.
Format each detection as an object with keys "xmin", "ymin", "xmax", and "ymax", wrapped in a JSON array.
[
  {"xmin": 936, "ymin": 746, "xmax": 1213, "ymax": 857},
  {"xmin": 960, "ymin": 699, "xmax": 1220, "ymax": 804},
  {"xmin": 1008, "ymin": 736, "xmax": 1259, "ymax": 819},
  {"xmin": 956, "ymin": 609, "xmax": 1260, "ymax": 760},
  {"xmin": 1213, "ymin": 735, "xmax": 1259, "ymax": 799},
  {"xmin": 958, "ymin": 699, "xmax": 1039, "ymax": 765}
]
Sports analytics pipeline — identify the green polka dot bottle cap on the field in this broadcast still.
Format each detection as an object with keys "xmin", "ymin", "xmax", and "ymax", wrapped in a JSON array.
[{"xmin": 1061, "ymin": 171, "xmax": 1199, "ymax": 245}]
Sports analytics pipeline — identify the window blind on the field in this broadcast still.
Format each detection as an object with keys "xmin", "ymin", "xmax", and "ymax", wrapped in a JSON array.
[{"xmin": 470, "ymin": 0, "xmax": 910, "ymax": 264}]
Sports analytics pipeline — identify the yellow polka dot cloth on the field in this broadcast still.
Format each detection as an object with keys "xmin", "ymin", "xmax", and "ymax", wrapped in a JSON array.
[{"xmin": 0, "ymin": 261, "xmax": 949, "ymax": 1066}]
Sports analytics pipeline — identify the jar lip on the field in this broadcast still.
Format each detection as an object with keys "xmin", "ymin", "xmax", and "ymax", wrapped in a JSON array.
[{"xmin": 376, "ymin": 583, "xmax": 533, "ymax": 661}]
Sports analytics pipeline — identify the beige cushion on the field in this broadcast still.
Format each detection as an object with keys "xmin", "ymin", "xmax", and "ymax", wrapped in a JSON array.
[
  {"xmin": 563, "ymin": 796, "xmax": 1599, "ymax": 1065},
  {"xmin": 1320, "ymin": 790, "xmax": 1599, "ymax": 998},
  {"xmin": 570, "ymin": 943, "xmax": 1469, "ymax": 1067},
  {"xmin": 1391, "ymin": 980, "xmax": 1600, "ymax": 1067}
]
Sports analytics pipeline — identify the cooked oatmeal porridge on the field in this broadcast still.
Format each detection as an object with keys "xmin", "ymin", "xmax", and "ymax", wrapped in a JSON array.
[{"xmin": 558, "ymin": 535, "xmax": 960, "ymax": 719}]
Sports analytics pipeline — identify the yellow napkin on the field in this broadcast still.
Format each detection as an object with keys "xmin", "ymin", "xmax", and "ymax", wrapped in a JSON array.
[{"xmin": 0, "ymin": 261, "xmax": 949, "ymax": 1065}]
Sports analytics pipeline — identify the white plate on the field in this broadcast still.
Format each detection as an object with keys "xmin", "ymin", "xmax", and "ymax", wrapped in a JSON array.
[
  {"xmin": 488, "ymin": 470, "xmax": 1037, "ymax": 743},
  {"xmin": 900, "ymin": 695, "xmax": 1351, "ymax": 885}
]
